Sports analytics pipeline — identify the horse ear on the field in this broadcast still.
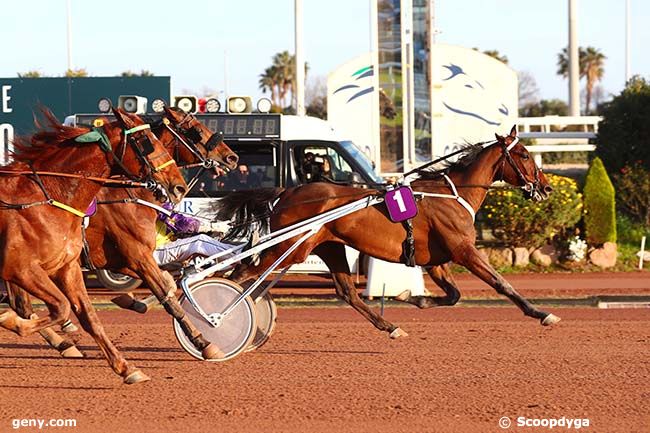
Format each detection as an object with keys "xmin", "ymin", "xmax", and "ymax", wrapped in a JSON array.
[
  {"xmin": 111, "ymin": 107, "xmax": 135, "ymax": 129},
  {"xmin": 495, "ymin": 133, "xmax": 504, "ymax": 142},
  {"xmin": 509, "ymin": 125, "xmax": 517, "ymax": 137}
]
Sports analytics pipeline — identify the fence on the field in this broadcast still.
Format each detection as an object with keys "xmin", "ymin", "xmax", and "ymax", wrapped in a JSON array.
[{"xmin": 517, "ymin": 116, "xmax": 601, "ymax": 166}]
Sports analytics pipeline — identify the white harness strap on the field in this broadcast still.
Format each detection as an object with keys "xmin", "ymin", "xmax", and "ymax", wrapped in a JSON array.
[{"xmin": 413, "ymin": 174, "xmax": 476, "ymax": 222}]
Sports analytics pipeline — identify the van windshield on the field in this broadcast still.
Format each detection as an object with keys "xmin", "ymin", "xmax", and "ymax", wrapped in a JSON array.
[{"xmin": 340, "ymin": 140, "xmax": 383, "ymax": 184}]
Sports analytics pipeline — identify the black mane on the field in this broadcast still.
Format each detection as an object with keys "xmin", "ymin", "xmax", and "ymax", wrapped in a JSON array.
[{"xmin": 415, "ymin": 140, "xmax": 494, "ymax": 180}]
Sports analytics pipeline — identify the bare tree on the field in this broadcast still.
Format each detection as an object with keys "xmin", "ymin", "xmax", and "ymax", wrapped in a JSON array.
[{"xmin": 518, "ymin": 71, "xmax": 540, "ymax": 110}]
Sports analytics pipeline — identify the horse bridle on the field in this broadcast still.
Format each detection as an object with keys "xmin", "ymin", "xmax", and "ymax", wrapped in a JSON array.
[
  {"xmin": 115, "ymin": 124, "xmax": 177, "ymax": 190},
  {"xmin": 497, "ymin": 137, "xmax": 541, "ymax": 198},
  {"xmin": 160, "ymin": 112, "xmax": 229, "ymax": 191}
]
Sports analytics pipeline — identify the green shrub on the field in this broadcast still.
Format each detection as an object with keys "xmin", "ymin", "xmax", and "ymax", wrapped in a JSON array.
[
  {"xmin": 596, "ymin": 76, "xmax": 650, "ymax": 174},
  {"xmin": 479, "ymin": 174, "xmax": 583, "ymax": 248},
  {"xmin": 613, "ymin": 162, "xmax": 650, "ymax": 227},
  {"xmin": 617, "ymin": 213, "xmax": 650, "ymax": 244},
  {"xmin": 583, "ymin": 157, "xmax": 617, "ymax": 245}
]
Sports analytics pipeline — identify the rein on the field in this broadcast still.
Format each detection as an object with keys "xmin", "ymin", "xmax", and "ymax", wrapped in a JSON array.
[{"xmin": 160, "ymin": 115, "xmax": 226, "ymax": 192}]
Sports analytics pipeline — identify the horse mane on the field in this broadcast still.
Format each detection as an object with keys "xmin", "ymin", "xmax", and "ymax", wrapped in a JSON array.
[
  {"xmin": 11, "ymin": 108, "xmax": 90, "ymax": 164},
  {"xmin": 213, "ymin": 187, "xmax": 285, "ymax": 240},
  {"xmin": 415, "ymin": 140, "xmax": 494, "ymax": 180}
]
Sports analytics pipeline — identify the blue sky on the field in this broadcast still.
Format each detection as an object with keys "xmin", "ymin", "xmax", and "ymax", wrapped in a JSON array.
[{"xmin": 1, "ymin": 0, "xmax": 648, "ymax": 104}]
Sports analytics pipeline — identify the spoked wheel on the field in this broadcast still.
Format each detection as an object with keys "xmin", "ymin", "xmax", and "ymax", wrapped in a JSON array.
[
  {"xmin": 246, "ymin": 292, "xmax": 278, "ymax": 352},
  {"xmin": 173, "ymin": 278, "xmax": 257, "ymax": 362}
]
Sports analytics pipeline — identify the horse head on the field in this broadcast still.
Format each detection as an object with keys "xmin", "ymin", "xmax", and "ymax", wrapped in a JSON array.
[
  {"xmin": 442, "ymin": 63, "xmax": 511, "ymax": 127},
  {"xmin": 494, "ymin": 126, "xmax": 552, "ymax": 202},
  {"xmin": 162, "ymin": 106, "xmax": 239, "ymax": 173},
  {"xmin": 111, "ymin": 107, "xmax": 187, "ymax": 204}
]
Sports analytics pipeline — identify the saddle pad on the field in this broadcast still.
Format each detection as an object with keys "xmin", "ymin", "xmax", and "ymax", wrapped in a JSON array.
[{"xmin": 385, "ymin": 186, "xmax": 418, "ymax": 222}]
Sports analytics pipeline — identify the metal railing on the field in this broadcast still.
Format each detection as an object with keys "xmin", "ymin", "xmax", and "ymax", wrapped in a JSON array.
[{"xmin": 517, "ymin": 116, "xmax": 601, "ymax": 166}]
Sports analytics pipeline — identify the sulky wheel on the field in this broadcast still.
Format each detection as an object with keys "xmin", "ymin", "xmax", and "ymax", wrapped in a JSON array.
[
  {"xmin": 173, "ymin": 278, "xmax": 257, "ymax": 362},
  {"xmin": 245, "ymin": 292, "xmax": 278, "ymax": 352}
]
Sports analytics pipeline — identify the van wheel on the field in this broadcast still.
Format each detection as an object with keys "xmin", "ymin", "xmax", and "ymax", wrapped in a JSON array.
[{"xmin": 95, "ymin": 269, "xmax": 143, "ymax": 291}]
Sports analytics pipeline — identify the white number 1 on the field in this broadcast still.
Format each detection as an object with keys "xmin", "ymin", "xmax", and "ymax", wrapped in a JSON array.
[{"xmin": 392, "ymin": 190, "xmax": 406, "ymax": 213}]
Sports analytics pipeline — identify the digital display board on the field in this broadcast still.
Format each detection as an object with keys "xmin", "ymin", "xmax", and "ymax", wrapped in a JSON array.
[
  {"xmin": 73, "ymin": 113, "xmax": 281, "ymax": 139},
  {"xmin": 197, "ymin": 114, "xmax": 280, "ymax": 138}
]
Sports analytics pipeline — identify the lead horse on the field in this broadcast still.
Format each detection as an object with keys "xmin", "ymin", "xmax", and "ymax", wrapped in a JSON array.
[
  {"xmin": 7, "ymin": 106, "xmax": 239, "ymax": 360},
  {"xmin": 218, "ymin": 127, "xmax": 559, "ymax": 338},
  {"xmin": 0, "ymin": 108, "xmax": 186, "ymax": 383}
]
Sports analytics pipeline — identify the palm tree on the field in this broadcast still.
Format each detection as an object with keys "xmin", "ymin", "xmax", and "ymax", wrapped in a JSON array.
[
  {"xmin": 557, "ymin": 46, "xmax": 606, "ymax": 114},
  {"xmin": 582, "ymin": 47, "xmax": 606, "ymax": 114},
  {"xmin": 258, "ymin": 66, "xmax": 280, "ymax": 107},
  {"xmin": 272, "ymin": 51, "xmax": 294, "ymax": 108}
]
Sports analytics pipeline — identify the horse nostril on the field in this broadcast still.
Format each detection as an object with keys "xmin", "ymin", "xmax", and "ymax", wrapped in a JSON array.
[
  {"xmin": 173, "ymin": 185, "xmax": 187, "ymax": 199},
  {"xmin": 227, "ymin": 154, "xmax": 239, "ymax": 165},
  {"xmin": 544, "ymin": 185, "xmax": 553, "ymax": 194}
]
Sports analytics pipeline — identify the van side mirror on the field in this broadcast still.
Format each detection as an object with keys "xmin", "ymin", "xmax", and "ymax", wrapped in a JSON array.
[{"xmin": 348, "ymin": 172, "xmax": 363, "ymax": 185}]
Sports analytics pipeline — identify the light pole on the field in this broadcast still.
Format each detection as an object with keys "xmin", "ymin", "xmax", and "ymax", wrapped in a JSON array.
[
  {"xmin": 568, "ymin": 0, "xmax": 580, "ymax": 116},
  {"xmin": 295, "ymin": 0, "xmax": 305, "ymax": 116},
  {"xmin": 66, "ymin": 0, "xmax": 73, "ymax": 72},
  {"xmin": 625, "ymin": 0, "xmax": 631, "ymax": 84}
]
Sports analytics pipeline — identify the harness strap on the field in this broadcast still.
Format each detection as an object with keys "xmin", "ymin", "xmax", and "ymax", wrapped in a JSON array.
[
  {"xmin": 80, "ymin": 222, "xmax": 95, "ymax": 270},
  {"xmin": 124, "ymin": 124, "xmax": 151, "ymax": 135},
  {"xmin": 154, "ymin": 158, "xmax": 176, "ymax": 172},
  {"xmin": 49, "ymin": 200, "xmax": 86, "ymax": 218},
  {"xmin": 414, "ymin": 175, "xmax": 476, "ymax": 222},
  {"xmin": 401, "ymin": 219, "xmax": 416, "ymax": 267}
]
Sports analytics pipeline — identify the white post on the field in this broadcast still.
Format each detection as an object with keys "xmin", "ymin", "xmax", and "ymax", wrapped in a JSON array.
[
  {"xmin": 370, "ymin": 0, "xmax": 381, "ymax": 166},
  {"xmin": 224, "ymin": 50, "xmax": 229, "ymax": 98},
  {"xmin": 66, "ymin": 0, "xmax": 73, "ymax": 72},
  {"xmin": 640, "ymin": 236, "xmax": 647, "ymax": 270},
  {"xmin": 625, "ymin": 0, "xmax": 631, "ymax": 84},
  {"xmin": 294, "ymin": 0, "xmax": 305, "ymax": 116},
  {"xmin": 568, "ymin": 0, "xmax": 580, "ymax": 116}
]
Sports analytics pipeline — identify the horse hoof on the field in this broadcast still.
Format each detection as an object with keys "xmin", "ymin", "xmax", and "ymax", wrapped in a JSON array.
[
  {"xmin": 389, "ymin": 328, "xmax": 408, "ymax": 339},
  {"xmin": 202, "ymin": 344, "xmax": 225, "ymax": 360},
  {"xmin": 61, "ymin": 320, "xmax": 79, "ymax": 333},
  {"xmin": 124, "ymin": 370, "xmax": 151, "ymax": 384},
  {"xmin": 541, "ymin": 313, "xmax": 561, "ymax": 326},
  {"xmin": 60, "ymin": 346, "xmax": 84, "ymax": 358},
  {"xmin": 130, "ymin": 301, "xmax": 149, "ymax": 314},
  {"xmin": 394, "ymin": 290, "xmax": 411, "ymax": 302}
]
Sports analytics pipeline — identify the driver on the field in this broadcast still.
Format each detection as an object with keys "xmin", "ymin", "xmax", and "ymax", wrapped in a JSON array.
[{"xmin": 111, "ymin": 203, "xmax": 260, "ymax": 313}]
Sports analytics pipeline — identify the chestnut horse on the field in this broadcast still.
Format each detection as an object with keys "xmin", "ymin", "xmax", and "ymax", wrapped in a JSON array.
[
  {"xmin": 0, "ymin": 108, "xmax": 186, "ymax": 383},
  {"xmin": 7, "ymin": 106, "xmax": 238, "ymax": 360},
  {"xmin": 219, "ymin": 127, "xmax": 560, "ymax": 338}
]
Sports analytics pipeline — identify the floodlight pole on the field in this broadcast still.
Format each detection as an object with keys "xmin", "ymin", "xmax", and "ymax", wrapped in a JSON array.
[
  {"xmin": 295, "ymin": 0, "xmax": 306, "ymax": 116},
  {"xmin": 66, "ymin": 0, "xmax": 73, "ymax": 72},
  {"xmin": 625, "ymin": 0, "xmax": 631, "ymax": 84},
  {"xmin": 568, "ymin": 0, "xmax": 580, "ymax": 116}
]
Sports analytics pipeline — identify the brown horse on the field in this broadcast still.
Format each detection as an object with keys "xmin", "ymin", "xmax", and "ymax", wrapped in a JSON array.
[
  {"xmin": 219, "ymin": 127, "xmax": 559, "ymax": 338},
  {"xmin": 0, "ymin": 107, "xmax": 186, "ymax": 383},
  {"xmin": 7, "ymin": 106, "xmax": 239, "ymax": 360}
]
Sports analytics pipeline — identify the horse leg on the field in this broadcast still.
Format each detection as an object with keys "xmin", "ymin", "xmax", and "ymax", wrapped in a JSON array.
[
  {"xmin": 0, "ymin": 267, "xmax": 72, "ymax": 337},
  {"xmin": 52, "ymin": 262, "xmax": 149, "ymax": 384},
  {"xmin": 395, "ymin": 263, "xmax": 461, "ymax": 309},
  {"xmin": 314, "ymin": 242, "xmax": 407, "ymax": 338},
  {"xmin": 128, "ymin": 256, "xmax": 223, "ymax": 360},
  {"xmin": 6, "ymin": 281, "xmax": 82, "ymax": 358},
  {"xmin": 453, "ymin": 242, "xmax": 560, "ymax": 326}
]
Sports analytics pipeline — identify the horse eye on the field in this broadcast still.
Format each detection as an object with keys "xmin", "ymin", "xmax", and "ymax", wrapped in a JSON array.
[{"xmin": 522, "ymin": 154, "xmax": 529, "ymax": 160}]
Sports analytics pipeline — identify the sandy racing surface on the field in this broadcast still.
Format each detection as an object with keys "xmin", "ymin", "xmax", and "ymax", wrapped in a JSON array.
[{"xmin": 0, "ymin": 306, "xmax": 648, "ymax": 433}]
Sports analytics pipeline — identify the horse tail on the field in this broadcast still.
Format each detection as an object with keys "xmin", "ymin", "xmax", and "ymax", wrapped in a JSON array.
[{"xmin": 215, "ymin": 187, "xmax": 285, "ymax": 240}]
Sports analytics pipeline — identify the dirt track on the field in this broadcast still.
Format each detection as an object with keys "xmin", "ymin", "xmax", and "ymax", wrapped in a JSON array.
[{"xmin": 0, "ymin": 306, "xmax": 648, "ymax": 433}]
